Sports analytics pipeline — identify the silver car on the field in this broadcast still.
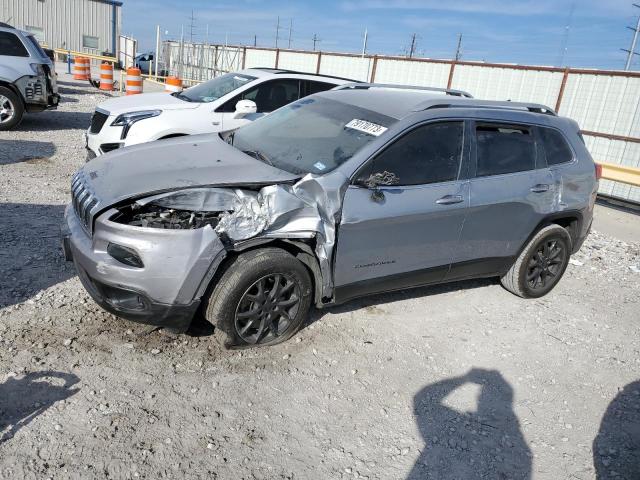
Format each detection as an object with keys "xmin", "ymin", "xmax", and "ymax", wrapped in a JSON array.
[{"xmin": 62, "ymin": 84, "xmax": 598, "ymax": 348}]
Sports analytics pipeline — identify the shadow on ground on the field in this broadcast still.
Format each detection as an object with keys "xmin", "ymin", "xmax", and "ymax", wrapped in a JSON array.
[
  {"xmin": 593, "ymin": 379, "xmax": 640, "ymax": 479},
  {"xmin": 0, "ymin": 140, "xmax": 56, "ymax": 166},
  {"xmin": 19, "ymin": 110, "xmax": 92, "ymax": 131},
  {"xmin": 187, "ymin": 277, "xmax": 496, "ymax": 338},
  {"xmin": 0, "ymin": 203, "xmax": 73, "ymax": 308},
  {"xmin": 0, "ymin": 371, "xmax": 79, "ymax": 443},
  {"xmin": 407, "ymin": 368, "xmax": 531, "ymax": 479}
]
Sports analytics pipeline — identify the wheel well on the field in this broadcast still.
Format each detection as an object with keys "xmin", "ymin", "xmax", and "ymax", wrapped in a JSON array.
[
  {"xmin": 203, "ymin": 239, "xmax": 323, "ymax": 307},
  {"xmin": 0, "ymin": 81, "xmax": 25, "ymax": 106},
  {"xmin": 547, "ymin": 216, "xmax": 580, "ymax": 250}
]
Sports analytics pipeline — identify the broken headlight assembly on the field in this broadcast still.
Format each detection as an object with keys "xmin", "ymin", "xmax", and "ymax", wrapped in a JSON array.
[
  {"xmin": 110, "ymin": 188, "xmax": 242, "ymax": 230},
  {"xmin": 111, "ymin": 110, "xmax": 161, "ymax": 139}
]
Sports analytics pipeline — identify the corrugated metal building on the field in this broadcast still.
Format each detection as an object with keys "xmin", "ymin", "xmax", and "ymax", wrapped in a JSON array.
[{"xmin": 1, "ymin": 0, "xmax": 122, "ymax": 56}]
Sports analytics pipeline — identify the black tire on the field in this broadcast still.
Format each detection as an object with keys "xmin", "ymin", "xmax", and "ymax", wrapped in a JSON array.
[
  {"xmin": 500, "ymin": 224, "xmax": 572, "ymax": 298},
  {"xmin": 0, "ymin": 86, "xmax": 24, "ymax": 131},
  {"xmin": 205, "ymin": 248, "xmax": 313, "ymax": 349}
]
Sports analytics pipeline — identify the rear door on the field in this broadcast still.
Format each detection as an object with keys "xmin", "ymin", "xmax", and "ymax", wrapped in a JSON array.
[
  {"xmin": 334, "ymin": 121, "xmax": 470, "ymax": 300},
  {"xmin": 451, "ymin": 121, "xmax": 555, "ymax": 278}
]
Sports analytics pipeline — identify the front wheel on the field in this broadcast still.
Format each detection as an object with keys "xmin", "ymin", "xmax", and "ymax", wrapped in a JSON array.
[
  {"xmin": 0, "ymin": 86, "xmax": 24, "ymax": 131},
  {"xmin": 500, "ymin": 224, "xmax": 572, "ymax": 298},
  {"xmin": 205, "ymin": 248, "xmax": 313, "ymax": 349}
]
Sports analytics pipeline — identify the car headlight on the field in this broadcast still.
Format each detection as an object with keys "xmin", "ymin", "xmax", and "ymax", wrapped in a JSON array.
[{"xmin": 111, "ymin": 110, "xmax": 161, "ymax": 139}]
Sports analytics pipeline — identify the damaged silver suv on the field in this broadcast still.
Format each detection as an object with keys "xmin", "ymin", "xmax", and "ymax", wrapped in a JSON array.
[{"xmin": 62, "ymin": 84, "xmax": 598, "ymax": 348}]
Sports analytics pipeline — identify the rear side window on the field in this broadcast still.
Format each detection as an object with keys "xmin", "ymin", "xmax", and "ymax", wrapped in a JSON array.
[
  {"xmin": 0, "ymin": 32, "xmax": 29, "ymax": 57},
  {"xmin": 360, "ymin": 121, "xmax": 464, "ymax": 186},
  {"xmin": 219, "ymin": 79, "xmax": 300, "ymax": 113},
  {"xmin": 307, "ymin": 80, "xmax": 336, "ymax": 95},
  {"xmin": 475, "ymin": 124, "xmax": 536, "ymax": 177},
  {"xmin": 540, "ymin": 127, "xmax": 573, "ymax": 166}
]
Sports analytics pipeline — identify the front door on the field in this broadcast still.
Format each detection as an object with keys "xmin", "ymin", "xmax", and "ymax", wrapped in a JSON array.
[{"xmin": 334, "ymin": 121, "xmax": 470, "ymax": 301}]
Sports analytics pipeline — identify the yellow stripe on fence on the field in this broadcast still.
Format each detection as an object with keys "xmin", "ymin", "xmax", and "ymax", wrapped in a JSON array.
[{"xmin": 599, "ymin": 162, "xmax": 640, "ymax": 187}]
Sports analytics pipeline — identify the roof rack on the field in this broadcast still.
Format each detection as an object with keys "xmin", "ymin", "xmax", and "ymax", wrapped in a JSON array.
[
  {"xmin": 334, "ymin": 82, "xmax": 474, "ymax": 98},
  {"xmin": 420, "ymin": 99, "xmax": 557, "ymax": 116},
  {"xmin": 248, "ymin": 67, "xmax": 357, "ymax": 83}
]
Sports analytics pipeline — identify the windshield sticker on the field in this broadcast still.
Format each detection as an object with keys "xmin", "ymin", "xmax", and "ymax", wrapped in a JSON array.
[
  {"xmin": 233, "ymin": 75, "xmax": 250, "ymax": 82},
  {"xmin": 313, "ymin": 162, "xmax": 327, "ymax": 171},
  {"xmin": 345, "ymin": 119, "xmax": 388, "ymax": 137}
]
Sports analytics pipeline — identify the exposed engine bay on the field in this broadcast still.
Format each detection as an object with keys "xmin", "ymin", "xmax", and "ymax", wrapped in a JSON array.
[{"xmin": 111, "ymin": 204, "xmax": 224, "ymax": 229}]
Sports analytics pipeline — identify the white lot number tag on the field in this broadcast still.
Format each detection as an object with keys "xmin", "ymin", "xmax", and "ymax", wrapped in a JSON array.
[{"xmin": 345, "ymin": 119, "xmax": 388, "ymax": 137}]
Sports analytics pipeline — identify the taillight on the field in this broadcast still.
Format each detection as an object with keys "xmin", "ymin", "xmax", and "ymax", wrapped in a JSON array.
[{"xmin": 595, "ymin": 163, "xmax": 602, "ymax": 181}]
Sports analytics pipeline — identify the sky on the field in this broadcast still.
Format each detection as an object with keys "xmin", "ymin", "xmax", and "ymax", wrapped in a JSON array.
[{"xmin": 121, "ymin": 0, "xmax": 640, "ymax": 71}]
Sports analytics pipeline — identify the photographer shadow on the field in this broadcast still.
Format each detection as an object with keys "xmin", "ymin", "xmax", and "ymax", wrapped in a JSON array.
[
  {"xmin": 408, "ymin": 368, "xmax": 531, "ymax": 479},
  {"xmin": 0, "ymin": 371, "xmax": 79, "ymax": 443}
]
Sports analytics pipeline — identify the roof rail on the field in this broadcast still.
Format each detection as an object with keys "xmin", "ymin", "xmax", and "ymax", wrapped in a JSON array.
[
  {"xmin": 421, "ymin": 100, "xmax": 557, "ymax": 116},
  {"xmin": 334, "ymin": 82, "xmax": 474, "ymax": 98},
  {"xmin": 248, "ymin": 67, "xmax": 357, "ymax": 83}
]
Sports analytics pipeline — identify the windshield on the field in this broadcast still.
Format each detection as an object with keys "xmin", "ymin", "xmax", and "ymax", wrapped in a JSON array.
[
  {"xmin": 178, "ymin": 73, "xmax": 257, "ymax": 103},
  {"xmin": 231, "ymin": 97, "xmax": 396, "ymax": 175}
]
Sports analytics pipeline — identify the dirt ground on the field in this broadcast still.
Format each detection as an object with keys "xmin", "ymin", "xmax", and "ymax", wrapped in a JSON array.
[{"xmin": 1, "ymin": 68, "xmax": 639, "ymax": 480}]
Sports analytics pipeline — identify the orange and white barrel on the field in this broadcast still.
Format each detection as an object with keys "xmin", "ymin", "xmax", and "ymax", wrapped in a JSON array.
[
  {"xmin": 73, "ymin": 56, "xmax": 90, "ymax": 80},
  {"xmin": 164, "ymin": 76, "xmax": 183, "ymax": 93},
  {"xmin": 125, "ymin": 67, "xmax": 143, "ymax": 95},
  {"xmin": 99, "ymin": 62, "xmax": 114, "ymax": 91}
]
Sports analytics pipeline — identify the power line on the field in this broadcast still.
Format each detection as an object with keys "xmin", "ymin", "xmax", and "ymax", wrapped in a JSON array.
[
  {"xmin": 622, "ymin": 3, "xmax": 640, "ymax": 70},
  {"xmin": 556, "ymin": 3, "xmax": 575, "ymax": 67}
]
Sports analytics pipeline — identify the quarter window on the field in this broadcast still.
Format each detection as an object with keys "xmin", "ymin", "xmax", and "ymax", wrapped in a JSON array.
[
  {"xmin": 359, "ymin": 122, "xmax": 464, "ymax": 186},
  {"xmin": 475, "ymin": 124, "xmax": 536, "ymax": 177},
  {"xmin": 540, "ymin": 127, "xmax": 573, "ymax": 166},
  {"xmin": 0, "ymin": 32, "xmax": 29, "ymax": 57}
]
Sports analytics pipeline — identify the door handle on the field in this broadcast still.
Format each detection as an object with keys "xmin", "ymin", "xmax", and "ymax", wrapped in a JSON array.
[
  {"xmin": 436, "ymin": 194, "xmax": 464, "ymax": 205},
  {"xmin": 530, "ymin": 184, "xmax": 550, "ymax": 193}
]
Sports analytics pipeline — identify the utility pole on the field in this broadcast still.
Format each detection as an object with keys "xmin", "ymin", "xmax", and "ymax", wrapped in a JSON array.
[
  {"xmin": 288, "ymin": 19, "xmax": 293, "ymax": 49},
  {"xmin": 623, "ymin": 4, "xmax": 640, "ymax": 70},
  {"xmin": 154, "ymin": 24, "xmax": 160, "ymax": 79},
  {"xmin": 254, "ymin": 34, "xmax": 257, "ymax": 47},
  {"xmin": 408, "ymin": 33, "xmax": 417, "ymax": 58},
  {"xmin": 362, "ymin": 28, "xmax": 368, "ymax": 57},
  {"xmin": 556, "ymin": 3, "xmax": 575, "ymax": 67},
  {"xmin": 275, "ymin": 16, "xmax": 280, "ymax": 48},
  {"xmin": 188, "ymin": 9, "xmax": 196, "ymax": 43},
  {"xmin": 454, "ymin": 33, "xmax": 463, "ymax": 61},
  {"xmin": 312, "ymin": 34, "xmax": 321, "ymax": 51}
]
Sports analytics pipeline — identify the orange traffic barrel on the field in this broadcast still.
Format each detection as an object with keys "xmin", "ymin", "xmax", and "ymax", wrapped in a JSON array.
[
  {"xmin": 99, "ymin": 62, "xmax": 114, "ymax": 91},
  {"xmin": 164, "ymin": 76, "xmax": 183, "ymax": 93},
  {"xmin": 125, "ymin": 67, "xmax": 143, "ymax": 95},
  {"xmin": 73, "ymin": 56, "xmax": 90, "ymax": 80}
]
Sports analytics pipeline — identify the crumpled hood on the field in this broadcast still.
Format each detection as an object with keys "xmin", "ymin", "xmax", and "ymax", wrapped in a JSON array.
[
  {"xmin": 97, "ymin": 92, "xmax": 200, "ymax": 115},
  {"xmin": 80, "ymin": 133, "xmax": 300, "ymax": 207}
]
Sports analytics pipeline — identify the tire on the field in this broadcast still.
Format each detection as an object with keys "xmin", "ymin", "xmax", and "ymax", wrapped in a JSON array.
[
  {"xmin": 205, "ymin": 248, "xmax": 313, "ymax": 349},
  {"xmin": 500, "ymin": 224, "xmax": 572, "ymax": 299},
  {"xmin": 0, "ymin": 86, "xmax": 24, "ymax": 131}
]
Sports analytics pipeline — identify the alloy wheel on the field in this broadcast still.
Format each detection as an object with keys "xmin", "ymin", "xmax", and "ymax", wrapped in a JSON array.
[
  {"xmin": 526, "ymin": 239, "xmax": 567, "ymax": 291},
  {"xmin": 234, "ymin": 273, "xmax": 301, "ymax": 344},
  {"xmin": 0, "ymin": 95, "xmax": 15, "ymax": 124}
]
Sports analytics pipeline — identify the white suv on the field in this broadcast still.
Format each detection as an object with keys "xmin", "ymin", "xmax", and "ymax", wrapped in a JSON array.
[{"xmin": 85, "ymin": 68, "xmax": 352, "ymax": 159}]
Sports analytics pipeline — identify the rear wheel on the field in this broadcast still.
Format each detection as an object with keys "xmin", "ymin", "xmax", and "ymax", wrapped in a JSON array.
[
  {"xmin": 0, "ymin": 87, "xmax": 24, "ymax": 131},
  {"xmin": 500, "ymin": 224, "xmax": 571, "ymax": 298},
  {"xmin": 205, "ymin": 248, "xmax": 312, "ymax": 349}
]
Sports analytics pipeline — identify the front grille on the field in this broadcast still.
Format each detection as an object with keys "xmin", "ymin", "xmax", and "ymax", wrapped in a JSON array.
[
  {"xmin": 89, "ymin": 110, "xmax": 109, "ymax": 134},
  {"xmin": 71, "ymin": 172, "xmax": 98, "ymax": 234}
]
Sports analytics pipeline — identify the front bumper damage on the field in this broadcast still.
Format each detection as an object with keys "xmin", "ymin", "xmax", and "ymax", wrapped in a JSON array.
[{"xmin": 62, "ymin": 172, "xmax": 346, "ymax": 330}]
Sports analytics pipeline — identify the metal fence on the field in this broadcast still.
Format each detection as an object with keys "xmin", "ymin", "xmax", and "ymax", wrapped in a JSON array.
[{"xmin": 162, "ymin": 41, "xmax": 640, "ymax": 203}]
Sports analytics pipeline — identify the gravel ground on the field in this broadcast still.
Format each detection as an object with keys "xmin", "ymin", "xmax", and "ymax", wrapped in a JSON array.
[{"xmin": 1, "ymin": 69, "xmax": 639, "ymax": 480}]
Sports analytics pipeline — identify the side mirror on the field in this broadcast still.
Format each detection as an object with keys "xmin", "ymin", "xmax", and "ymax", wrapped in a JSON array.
[
  {"xmin": 233, "ymin": 99, "xmax": 257, "ymax": 119},
  {"xmin": 356, "ymin": 171, "xmax": 400, "ymax": 203}
]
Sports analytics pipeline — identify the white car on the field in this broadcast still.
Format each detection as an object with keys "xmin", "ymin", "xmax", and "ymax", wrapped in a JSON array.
[{"xmin": 85, "ymin": 68, "xmax": 352, "ymax": 159}]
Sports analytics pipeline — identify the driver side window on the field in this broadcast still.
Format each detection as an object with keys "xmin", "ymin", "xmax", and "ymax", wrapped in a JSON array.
[
  {"xmin": 358, "ymin": 122, "xmax": 464, "ymax": 186},
  {"xmin": 218, "ymin": 79, "xmax": 300, "ymax": 113}
]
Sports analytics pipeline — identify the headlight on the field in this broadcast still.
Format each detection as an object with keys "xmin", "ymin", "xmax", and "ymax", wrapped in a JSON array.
[{"xmin": 111, "ymin": 110, "xmax": 161, "ymax": 139}]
